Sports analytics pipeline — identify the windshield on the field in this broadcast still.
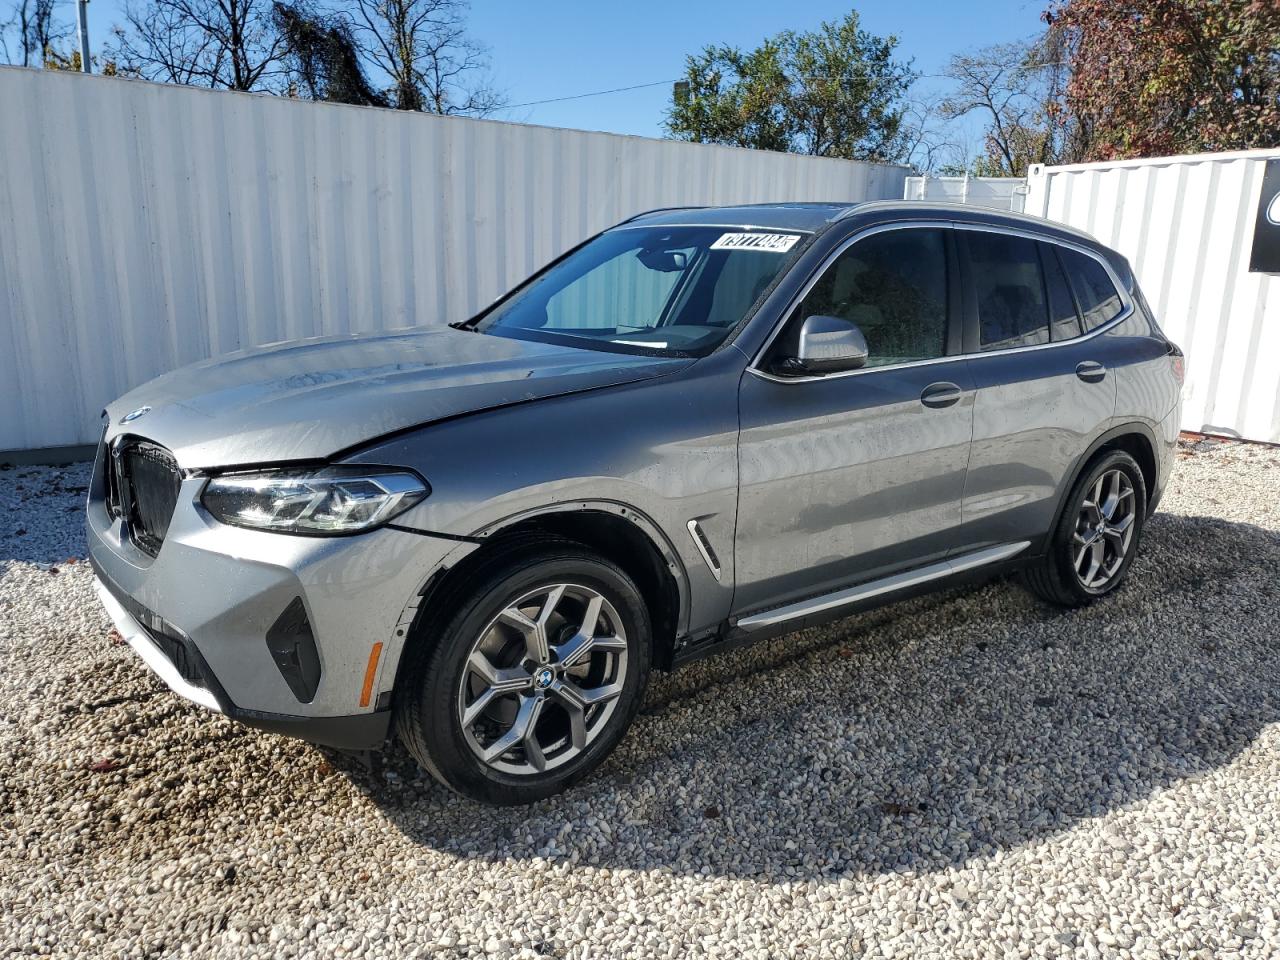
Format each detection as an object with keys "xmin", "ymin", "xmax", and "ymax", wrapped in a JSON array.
[{"xmin": 471, "ymin": 226, "xmax": 806, "ymax": 356}]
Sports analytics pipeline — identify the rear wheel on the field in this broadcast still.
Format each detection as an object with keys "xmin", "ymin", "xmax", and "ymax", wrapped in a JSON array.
[
  {"xmin": 1022, "ymin": 449, "xmax": 1147, "ymax": 607},
  {"xmin": 396, "ymin": 541, "xmax": 651, "ymax": 804}
]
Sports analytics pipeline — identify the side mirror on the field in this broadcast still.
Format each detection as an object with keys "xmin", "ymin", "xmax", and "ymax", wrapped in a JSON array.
[{"xmin": 778, "ymin": 315, "xmax": 869, "ymax": 375}]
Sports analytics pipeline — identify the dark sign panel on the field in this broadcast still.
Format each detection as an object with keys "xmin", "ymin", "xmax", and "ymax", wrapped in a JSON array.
[{"xmin": 1250, "ymin": 157, "xmax": 1280, "ymax": 274}]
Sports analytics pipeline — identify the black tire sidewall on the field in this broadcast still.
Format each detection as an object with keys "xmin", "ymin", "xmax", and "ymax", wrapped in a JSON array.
[
  {"xmin": 1051, "ymin": 450, "xmax": 1147, "ymax": 602},
  {"xmin": 403, "ymin": 547, "xmax": 651, "ymax": 804}
]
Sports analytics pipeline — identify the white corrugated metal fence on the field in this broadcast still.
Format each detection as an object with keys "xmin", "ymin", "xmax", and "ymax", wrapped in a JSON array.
[
  {"xmin": 1029, "ymin": 149, "xmax": 1280, "ymax": 444},
  {"xmin": 0, "ymin": 67, "xmax": 910, "ymax": 453}
]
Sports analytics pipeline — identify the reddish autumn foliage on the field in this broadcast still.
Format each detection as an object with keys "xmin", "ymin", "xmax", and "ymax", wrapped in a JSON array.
[{"xmin": 1048, "ymin": 0, "xmax": 1280, "ymax": 160}]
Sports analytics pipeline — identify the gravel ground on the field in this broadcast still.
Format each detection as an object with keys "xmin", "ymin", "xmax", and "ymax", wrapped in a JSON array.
[{"xmin": 2, "ymin": 437, "xmax": 1279, "ymax": 959}]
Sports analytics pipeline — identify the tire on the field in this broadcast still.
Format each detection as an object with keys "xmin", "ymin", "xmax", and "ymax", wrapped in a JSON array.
[
  {"xmin": 1021, "ymin": 449, "xmax": 1148, "ymax": 607},
  {"xmin": 395, "ymin": 539, "xmax": 651, "ymax": 805}
]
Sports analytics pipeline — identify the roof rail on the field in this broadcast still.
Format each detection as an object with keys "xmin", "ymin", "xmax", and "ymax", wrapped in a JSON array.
[{"xmin": 833, "ymin": 199, "xmax": 1100, "ymax": 243}]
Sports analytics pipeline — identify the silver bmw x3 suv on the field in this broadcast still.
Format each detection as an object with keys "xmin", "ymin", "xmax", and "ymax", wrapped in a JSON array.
[{"xmin": 88, "ymin": 201, "xmax": 1183, "ymax": 804}]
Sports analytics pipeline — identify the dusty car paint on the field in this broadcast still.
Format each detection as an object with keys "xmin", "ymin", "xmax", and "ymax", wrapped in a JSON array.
[{"xmin": 102, "ymin": 329, "xmax": 690, "ymax": 469}]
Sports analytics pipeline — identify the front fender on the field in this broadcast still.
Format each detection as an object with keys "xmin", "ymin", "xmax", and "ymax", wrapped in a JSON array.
[{"xmin": 345, "ymin": 353, "xmax": 745, "ymax": 637}]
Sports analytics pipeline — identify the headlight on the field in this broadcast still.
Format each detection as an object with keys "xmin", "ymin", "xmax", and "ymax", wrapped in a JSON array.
[{"xmin": 201, "ymin": 467, "xmax": 428, "ymax": 534}]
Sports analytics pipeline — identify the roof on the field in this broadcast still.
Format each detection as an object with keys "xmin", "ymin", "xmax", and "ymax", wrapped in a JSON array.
[
  {"xmin": 622, "ymin": 200, "xmax": 1101, "ymax": 247},
  {"xmin": 623, "ymin": 202, "xmax": 855, "ymax": 232}
]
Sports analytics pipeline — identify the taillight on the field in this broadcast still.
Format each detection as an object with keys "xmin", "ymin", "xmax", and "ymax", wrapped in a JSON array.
[{"xmin": 1167, "ymin": 344, "xmax": 1185, "ymax": 385}]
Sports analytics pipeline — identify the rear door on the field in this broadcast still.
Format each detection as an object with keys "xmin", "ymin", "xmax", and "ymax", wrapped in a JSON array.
[
  {"xmin": 734, "ymin": 224, "xmax": 975, "ymax": 613},
  {"xmin": 957, "ymin": 229, "xmax": 1121, "ymax": 549}
]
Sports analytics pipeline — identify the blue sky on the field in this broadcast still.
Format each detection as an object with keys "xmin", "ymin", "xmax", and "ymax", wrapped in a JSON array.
[{"xmin": 80, "ymin": 0, "xmax": 1050, "ymax": 148}]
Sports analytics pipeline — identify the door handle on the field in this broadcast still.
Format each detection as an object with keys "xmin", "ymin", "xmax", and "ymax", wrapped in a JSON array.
[
  {"xmin": 1076, "ymin": 360, "xmax": 1107, "ymax": 383},
  {"xmin": 920, "ymin": 381, "xmax": 963, "ymax": 409}
]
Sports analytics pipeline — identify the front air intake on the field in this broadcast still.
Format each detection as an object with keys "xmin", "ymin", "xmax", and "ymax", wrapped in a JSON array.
[{"xmin": 265, "ymin": 597, "xmax": 322, "ymax": 703}]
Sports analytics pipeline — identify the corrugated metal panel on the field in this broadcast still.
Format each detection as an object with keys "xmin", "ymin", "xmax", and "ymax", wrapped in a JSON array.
[
  {"xmin": 903, "ymin": 175, "xmax": 1027, "ymax": 212},
  {"xmin": 1028, "ymin": 149, "xmax": 1280, "ymax": 443},
  {"xmin": 0, "ymin": 67, "xmax": 911, "ymax": 452}
]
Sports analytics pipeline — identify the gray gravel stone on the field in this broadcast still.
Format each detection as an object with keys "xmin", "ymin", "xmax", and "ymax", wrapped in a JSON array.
[{"xmin": 2, "ymin": 437, "xmax": 1279, "ymax": 957}]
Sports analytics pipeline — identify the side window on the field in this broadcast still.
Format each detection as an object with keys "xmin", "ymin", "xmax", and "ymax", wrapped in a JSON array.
[
  {"xmin": 965, "ymin": 232, "xmax": 1049, "ymax": 350},
  {"xmin": 790, "ymin": 228, "xmax": 949, "ymax": 367},
  {"xmin": 1040, "ymin": 243, "xmax": 1083, "ymax": 341},
  {"xmin": 1059, "ymin": 248, "xmax": 1124, "ymax": 331}
]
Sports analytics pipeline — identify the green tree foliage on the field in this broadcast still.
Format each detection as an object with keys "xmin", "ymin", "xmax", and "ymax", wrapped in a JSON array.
[
  {"xmin": 44, "ymin": 48, "xmax": 118, "ymax": 73},
  {"xmin": 1048, "ymin": 0, "xmax": 1280, "ymax": 159},
  {"xmin": 665, "ymin": 12, "xmax": 917, "ymax": 162}
]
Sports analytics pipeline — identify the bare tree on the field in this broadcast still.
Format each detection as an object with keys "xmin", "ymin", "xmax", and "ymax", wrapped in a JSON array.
[
  {"xmin": 340, "ymin": 0, "xmax": 503, "ymax": 114},
  {"xmin": 898, "ymin": 90, "xmax": 967, "ymax": 174},
  {"xmin": 98, "ymin": 0, "xmax": 502, "ymax": 112},
  {"xmin": 941, "ymin": 41, "xmax": 1046, "ymax": 176},
  {"xmin": 0, "ymin": 0, "xmax": 70, "ymax": 67},
  {"xmin": 108, "ymin": 0, "xmax": 288, "ymax": 90},
  {"xmin": 1033, "ymin": 19, "xmax": 1092, "ymax": 166},
  {"xmin": 937, "ymin": 32, "xmax": 1094, "ymax": 177}
]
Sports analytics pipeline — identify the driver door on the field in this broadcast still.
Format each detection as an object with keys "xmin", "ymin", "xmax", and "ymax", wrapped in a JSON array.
[{"xmin": 733, "ymin": 225, "xmax": 975, "ymax": 614}]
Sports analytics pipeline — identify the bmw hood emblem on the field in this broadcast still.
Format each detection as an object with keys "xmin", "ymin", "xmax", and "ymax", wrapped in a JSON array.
[{"xmin": 120, "ymin": 405, "xmax": 152, "ymax": 424}]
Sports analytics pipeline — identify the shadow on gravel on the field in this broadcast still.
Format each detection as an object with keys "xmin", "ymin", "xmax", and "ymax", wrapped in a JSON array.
[{"xmin": 330, "ymin": 510, "xmax": 1280, "ymax": 881}]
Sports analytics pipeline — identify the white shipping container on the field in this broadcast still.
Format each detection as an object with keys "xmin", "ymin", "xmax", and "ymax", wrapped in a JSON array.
[
  {"xmin": 0, "ymin": 68, "xmax": 911, "ymax": 453},
  {"xmin": 903, "ymin": 174, "xmax": 1028, "ymax": 212},
  {"xmin": 1028, "ymin": 149, "xmax": 1280, "ymax": 444}
]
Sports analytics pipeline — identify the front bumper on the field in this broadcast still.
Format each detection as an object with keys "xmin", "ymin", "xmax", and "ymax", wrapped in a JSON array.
[
  {"xmin": 86, "ymin": 440, "xmax": 465, "ymax": 749},
  {"xmin": 92, "ymin": 563, "xmax": 391, "ymax": 749}
]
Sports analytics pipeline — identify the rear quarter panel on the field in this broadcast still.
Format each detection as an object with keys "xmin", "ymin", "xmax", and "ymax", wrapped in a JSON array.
[{"xmin": 1103, "ymin": 294, "xmax": 1182, "ymax": 508}]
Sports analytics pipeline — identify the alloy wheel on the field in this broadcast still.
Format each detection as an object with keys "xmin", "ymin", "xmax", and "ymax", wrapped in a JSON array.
[
  {"xmin": 456, "ymin": 583, "xmax": 629, "ymax": 776},
  {"xmin": 1072, "ymin": 468, "xmax": 1137, "ymax": 591}
]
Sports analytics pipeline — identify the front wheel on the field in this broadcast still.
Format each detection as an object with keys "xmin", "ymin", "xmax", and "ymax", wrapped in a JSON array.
[
  {"xmin": 1022, "ymin": 449, "xmax": 1148, "ymax": 607},
  {"xmin": 396, "ymin": 541, "xmax": 651, "ymax": 804}
]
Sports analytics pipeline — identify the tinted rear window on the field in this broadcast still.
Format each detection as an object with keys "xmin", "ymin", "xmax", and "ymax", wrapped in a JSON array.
[{"xmin": 1060, "ymin": 248, "xmax": 1124, "ymax": 331}]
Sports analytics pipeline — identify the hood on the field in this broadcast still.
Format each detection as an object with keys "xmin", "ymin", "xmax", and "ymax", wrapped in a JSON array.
[{"xmin": 103, "ymin": 327, "xmax": 689, "ymax": 469}]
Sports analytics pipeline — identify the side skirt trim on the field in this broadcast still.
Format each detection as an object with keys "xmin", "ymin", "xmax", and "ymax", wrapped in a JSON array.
[{"xmin": 734, "ymin": 541, "xmax": 1031, "ymax": 632}]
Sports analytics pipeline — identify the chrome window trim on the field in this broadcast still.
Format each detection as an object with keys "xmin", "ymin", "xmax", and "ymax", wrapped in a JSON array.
[{"xmin": 748, "ymin": 219, "xmax": 1135, "ymax": 385}]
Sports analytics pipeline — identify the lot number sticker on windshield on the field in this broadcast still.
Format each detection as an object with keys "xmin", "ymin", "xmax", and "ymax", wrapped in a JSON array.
[{"xmin": 710, "ymin": 232, "xmax": 801, "ymax": 253}]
